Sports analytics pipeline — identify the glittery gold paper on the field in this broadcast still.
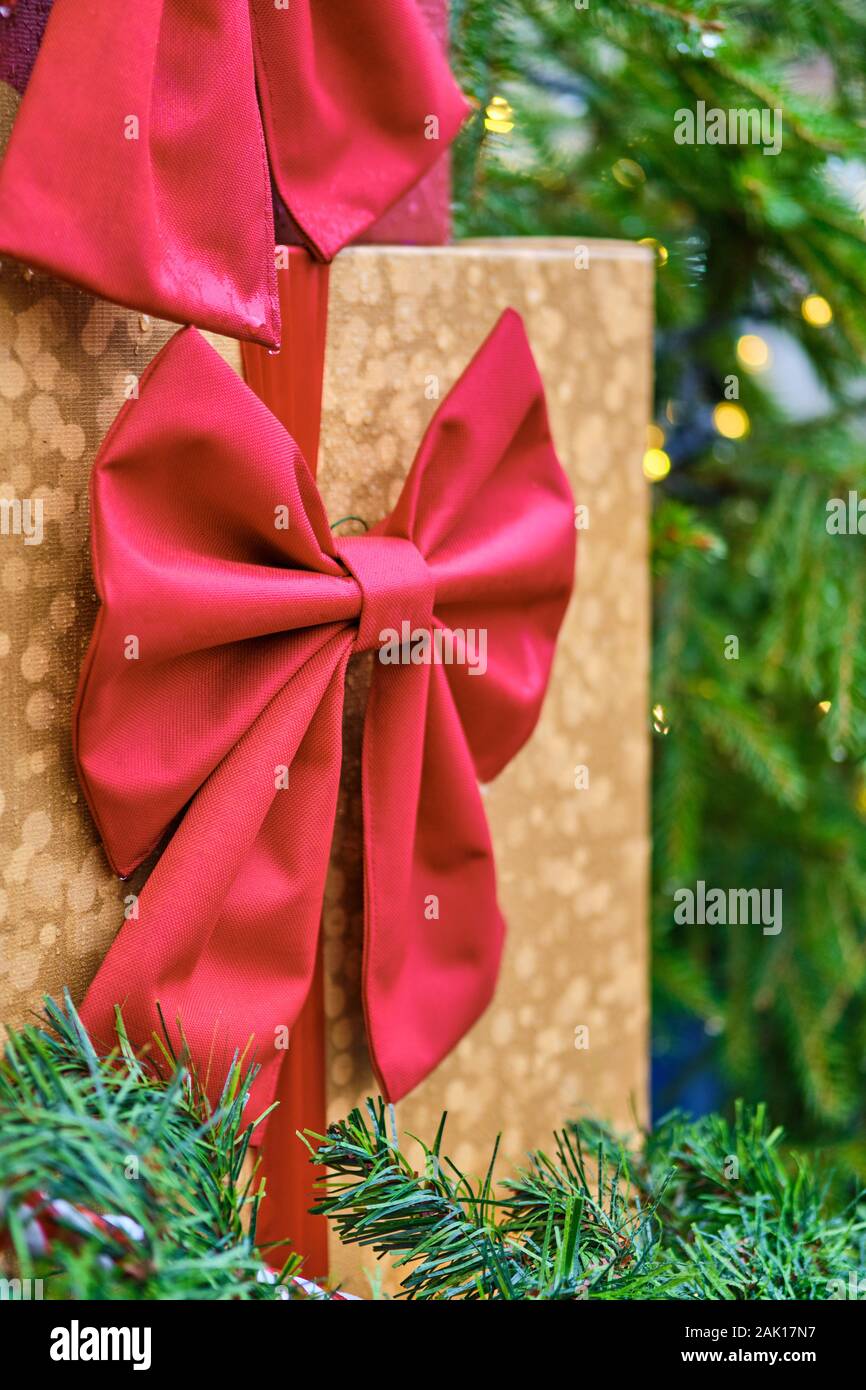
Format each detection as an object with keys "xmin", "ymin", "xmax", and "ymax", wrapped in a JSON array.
[
  {"xmin": 0, "ymin": 255, "xmax": 241, "ymax": 1038},
  {"xmin": 0, "ymin": 224, "xmax": 652, "ymax": 1296},
  {"xmin": 316, "ymin": 242, "xmax": 653, "ymax": 1291}
]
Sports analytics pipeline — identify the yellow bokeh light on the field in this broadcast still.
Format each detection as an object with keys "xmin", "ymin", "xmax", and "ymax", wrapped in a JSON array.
[
  {"xmin": 736, "ymin": 334, "xmax": 771, "ymax": 370},
  {"xmin": 801, "ymin": 294, "xmax": 833, "ymax": 327},
  {"xmin": 639, "ymin": 236, "xmax": 669, "ymax": 266},
  {"xmin": 651, "ymin": 702, "xmax": 670, "ymax": 735},
  {"xmin": 817, "ymin": 700, "xmax": 832, "ymax": 715},
  {"xmin": 856, "ymin": 783, "xmax": 866, "ymax": 818},
  {"xmin": 484, "ymin": 96, "xmax": 514, "ymax": 134},
  {"xmin": 713, "ymin": 402, "xmax": 750, "ymax": 440},
  {"xmin": 643, "ymin": 447, "xmax": 671, "ymax": 481},
  {"xmin": 646, "ymin": 423, "xmax": 666, "ymax": 449}
]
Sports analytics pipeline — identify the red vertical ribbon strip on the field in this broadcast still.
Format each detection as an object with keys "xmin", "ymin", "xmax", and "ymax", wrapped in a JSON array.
[{"xmin": 240, "ymin": 247, "xmax": 331, "ymax": 1276}]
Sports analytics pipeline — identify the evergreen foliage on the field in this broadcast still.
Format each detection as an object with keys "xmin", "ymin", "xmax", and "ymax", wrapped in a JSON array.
[
  {"xmin": 0, "ymin": 995, "xmax": 300, "ymax": 1300},
  {"xmin": 2, "ymin": 1001, "xmax": 863, "ymax": 1300},
  {"xmin": 311, "ymin": 1097, "xmax": 866, "ymax": 1299},
  {"xmin": 451, "ymin": 1, "xmax": 866, "ymax": 1157}
]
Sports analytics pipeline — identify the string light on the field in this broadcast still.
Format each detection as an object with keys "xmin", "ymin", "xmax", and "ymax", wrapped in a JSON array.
[
  {"xmin": 801, "ymin": 294, "xmax": 833, "ymax": 327},
  {"xmin": 639, "ymin": 236, "xmax": 669, "ymax": 266},
  {"xmin": 484, "ymin": 96, "xmax": 514, "ymax": 134},
  {"xmin": 736, "ymin": 334, "xmax": 771, "ymax": 370},
  {"xmin": 643, "ymin": 447, "xmax": 671, "ymax": 481},
  {"xmin": 713, "ymin": 402, "xmax": 750, "ymax": 440}
]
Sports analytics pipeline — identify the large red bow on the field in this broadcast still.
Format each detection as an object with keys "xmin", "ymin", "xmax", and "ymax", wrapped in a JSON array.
[
  {"xmin": 75, "ymin": 311, "xmax": 575, "ymax": 1113},
  {"xmin": 0, "ymin": 0, "xmax": 469, "ymax": 347}
]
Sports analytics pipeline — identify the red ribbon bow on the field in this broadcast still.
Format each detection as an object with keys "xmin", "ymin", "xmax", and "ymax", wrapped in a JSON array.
[
  {"xmin": 76, "ymin": 311, "xmax": 575, "ymax": 1114},
  {"xmin": 0, "ymin": 0, "xmax": 469, "ymax": 347}
]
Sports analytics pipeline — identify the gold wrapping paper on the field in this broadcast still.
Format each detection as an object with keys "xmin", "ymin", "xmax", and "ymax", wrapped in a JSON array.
[
  {"xmin": 0, "ymin": 233, "xmax": 652, "ymax": 1294},
  {"xmin": 0, "ymin": 266, "xmax": 238, "ymax": 1030},
  {"xmin": 318, "ymin": 244, "xmax": 653, "ymax": 1289}
]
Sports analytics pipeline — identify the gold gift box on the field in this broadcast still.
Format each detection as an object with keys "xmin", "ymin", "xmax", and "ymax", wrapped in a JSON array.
[{"xmin": 0, "ymin": 237, "xmax": 652, "ymax": 1291}]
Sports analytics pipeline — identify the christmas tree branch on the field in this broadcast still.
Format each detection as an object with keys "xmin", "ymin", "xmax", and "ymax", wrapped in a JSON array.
[
  {"xmin": 0, "ymin": 994, "xmax": 301, "ymax": 1300},
  {"xmin": 308, "ymin": 1099, "xmax": 866, "ymax": 1300}
]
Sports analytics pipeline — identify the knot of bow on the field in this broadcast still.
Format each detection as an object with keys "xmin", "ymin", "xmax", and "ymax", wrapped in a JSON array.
[
  {"xmin": 76, "ymin": 310, "xmax": 576, "ymax": 1110},
  {"xmin": 0, "ymin": 0, "xmax": 469, "ymax": 346}
]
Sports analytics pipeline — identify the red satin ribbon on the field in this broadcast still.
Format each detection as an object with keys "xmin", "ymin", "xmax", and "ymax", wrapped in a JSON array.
[
  {"xmin": 242, "ymin": 249, "xmax": 331, "ymax": 1268},
  {"xmin": 241, "ymin": 251, "xmax": 331, "ymax": 466},
  {"xmin": 74, "ymin": 310, "xmax": 575, "ymax": 1243},
  {"xmin": 0, "ymin": 0, "xmax": 469, "ymax": 347}
]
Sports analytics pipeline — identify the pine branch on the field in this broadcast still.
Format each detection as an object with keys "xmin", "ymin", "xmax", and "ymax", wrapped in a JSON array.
[
  {"xmin": 0, "ymin": 994, "xmax": 302, "ymax": 1300},
  {"xmin": 309, "ymin": 1099, "xmax": 866, "ymax": 1300}
]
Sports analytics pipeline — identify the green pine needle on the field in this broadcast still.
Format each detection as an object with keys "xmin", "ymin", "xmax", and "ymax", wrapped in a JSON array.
[
  {"xmin": 309, "ymin": 1096, "xmax": 866, "ymax": 1300},
  {"xmin": 0, "ymin": 993, "xmax": 301, "ymax": 1300}
]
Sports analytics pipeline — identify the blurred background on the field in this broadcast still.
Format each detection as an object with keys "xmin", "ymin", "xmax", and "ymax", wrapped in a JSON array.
[{"xmin": 451, "ymin": 0, "xmax": 866, "ymax": 1177}]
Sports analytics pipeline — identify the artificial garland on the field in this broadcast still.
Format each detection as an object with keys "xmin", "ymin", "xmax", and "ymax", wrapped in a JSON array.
[{"xmin": 1, "ymin": 998, "xmax": 863, "ymax": 1300}]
